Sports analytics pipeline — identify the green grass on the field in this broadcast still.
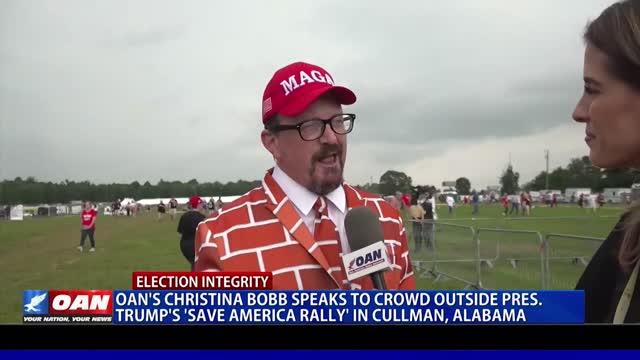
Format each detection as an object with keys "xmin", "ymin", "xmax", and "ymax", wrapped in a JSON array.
[
  {"xmin": 404, "ymin": 203, "xmax": 623, "ymax": 292},
  {"xmin": 0, "ymin": 213, "xmax": 188, "ymax": 324},
  {"xmin": 0, "ymin": 203, "xmax": 625, "ymax": 323}
]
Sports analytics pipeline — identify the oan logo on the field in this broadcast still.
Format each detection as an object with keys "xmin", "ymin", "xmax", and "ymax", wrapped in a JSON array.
[
  {"xmin": 48, "ymin": 290, "xmax": 113, "ymax": 315},
  {"xmin": 348, "ymin": 249, "xmax": 385, "ymax": 275}
]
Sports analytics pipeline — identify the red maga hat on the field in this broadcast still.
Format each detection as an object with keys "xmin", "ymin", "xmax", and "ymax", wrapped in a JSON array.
[
  {"xmin": 189, "ymin": 196, "xmax": 202, "ymax": 208},
  {"xmin": 261, "ymin": 62, "xmax": 356, "ymax": 123}
]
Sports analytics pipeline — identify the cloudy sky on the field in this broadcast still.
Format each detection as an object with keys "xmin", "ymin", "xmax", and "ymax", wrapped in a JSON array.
[{"xmin": 0, "ymin": 0, "xmax": 616, "ymax": 190}]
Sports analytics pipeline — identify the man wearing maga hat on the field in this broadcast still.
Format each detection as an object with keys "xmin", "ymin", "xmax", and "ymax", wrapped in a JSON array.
[
  {"xmin": 194, "ymin": 61, "xmax": 415, "ymax": 290},
  {"xmin": 178, "ymin": 196, "xmax": 206, "ymax": 271}
]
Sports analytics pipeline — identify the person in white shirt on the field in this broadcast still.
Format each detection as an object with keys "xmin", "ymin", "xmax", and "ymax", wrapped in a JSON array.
[
  {"xmin": 509, "ymin": 194, "xmax": 521, "ymax": 215},
  {"xmin": 446, "ymin": 195, "xmax": 455, "ymax": 215},
  {"xmin": 429, "ymin": 195, "xmax": 438, "ymax": 220},
  {"xmin": 589, "ymin": 194, "xmax": 598, "ymax": 213}
]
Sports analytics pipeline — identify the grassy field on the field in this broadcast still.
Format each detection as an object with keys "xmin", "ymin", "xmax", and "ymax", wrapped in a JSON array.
[
  {"xmin": 407, "ymin": 203, "xmax": 623, "ymax": 291},
  {"xmin": 0, "ymin": 203, "xmax": 625, "ymax": 323}
]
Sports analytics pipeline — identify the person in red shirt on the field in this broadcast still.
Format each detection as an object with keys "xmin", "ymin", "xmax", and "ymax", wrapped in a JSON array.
[
  {"xmin": 501, "ymin": 195, "xmax": 509, "ymax": 216},
  {"xmin": 78, "ymin": 201, "xmax": 97, "ymax": 253}
]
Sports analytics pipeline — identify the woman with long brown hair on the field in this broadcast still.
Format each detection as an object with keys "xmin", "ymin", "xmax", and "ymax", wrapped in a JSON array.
[{"xmin": 573, "ymin": 0, "xmax": 640, "ymax": 323}]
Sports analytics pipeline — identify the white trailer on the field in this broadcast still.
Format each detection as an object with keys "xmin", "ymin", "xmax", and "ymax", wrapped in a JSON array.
[{"xmin": 602, "ymin": 188, "xmax": 631, "ymax": 203}]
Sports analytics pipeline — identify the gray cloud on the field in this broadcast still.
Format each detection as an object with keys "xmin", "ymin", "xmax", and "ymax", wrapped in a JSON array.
[
  {"xmin": 118, "ymin": 25, "xmax": 187, "ymax": 49},
  {"xmin": 0, "ymin": 0, "xmax": 616, "ymax": 188}
]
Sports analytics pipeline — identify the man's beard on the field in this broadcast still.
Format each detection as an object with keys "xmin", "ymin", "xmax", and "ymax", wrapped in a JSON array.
[{"xmin": 308, "ymin": 144, "xmax": 344, "ymax": 195}]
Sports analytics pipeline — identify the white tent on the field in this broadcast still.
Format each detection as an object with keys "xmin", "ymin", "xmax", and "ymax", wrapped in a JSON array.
[
  {"xmin": 119, "ymin": 198, "xmax": 136, "ymax": 207},
  {"xmin": 10, "ymin": 205, "xmax": 24, "ymax": 221},
  {"xmin": 135, "ymin": 195, "xmax": 242, "ymax": 207},
  {"xmin": 202, "ymin": 196, "xmax": 242, "ymax": 204},
  {"xmin": 56, "ymin": 205, "xmax": 70, "ymax": 215}
]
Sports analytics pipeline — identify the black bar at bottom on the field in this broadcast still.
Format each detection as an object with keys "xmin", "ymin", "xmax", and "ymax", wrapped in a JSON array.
[{"xmin": 1, "ymin": 325, "xmax": 638, "ymax": 349}]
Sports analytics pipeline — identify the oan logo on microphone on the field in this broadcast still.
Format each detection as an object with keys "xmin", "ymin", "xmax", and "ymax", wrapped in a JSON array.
[{"xmin": 342, "ymin": 242, "xmax": 393, "ymax": 281}]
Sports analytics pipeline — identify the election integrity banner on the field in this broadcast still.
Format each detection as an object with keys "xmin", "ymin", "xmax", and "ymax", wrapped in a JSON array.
[{"xmin": 22, "ymin": 272, "xmax": 585, "ymax": 325}]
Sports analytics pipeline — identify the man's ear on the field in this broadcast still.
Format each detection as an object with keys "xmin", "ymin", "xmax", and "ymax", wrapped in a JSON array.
[{"xmin": 261, "ymin": 129, "xmax": 279, "ymax": 161}]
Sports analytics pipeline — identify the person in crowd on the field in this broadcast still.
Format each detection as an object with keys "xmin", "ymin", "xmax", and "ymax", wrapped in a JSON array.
[
  {"xmin": 409, "ymin": 197, "xmax": 426, "ymax": 252},
  {"xmin": 501, "ymin": 194, "xmax": 509, "ymax": 216},
  {"xmin": 401, "ymin": 193, "xmax": 410, "ymax": 209},
  {"xmin": 589, "ymin": 194, "xmax": 599, "ymax": 214},
  {"xmin": 421, "ymin": 194, "xmax": 435, "ymax": 250},
  {"xmin": 113, "ymin": 198, "xmax": 121, "ymax": 216},
  {"xmin": 573, "ymin": 0, "xmax": 640, "ymax": 323},
  {"xmin": 509, "ymin": 193, "xmax": 521, "ymax": 215},
  {"xmin": 157, "ymin": 200, "xmax": 166, "ymax": 221},
  {"xmin": 78, "ymin": 201, "xmax": 97, "ymax": 253},
  {"xmin": 388, "ymin": 195, "xmax": 402, "ymax": 210},
  {"xmin": 471, "ymin": 191, "xmax": 480, "ymax": 216},
  {"xmin": 168, "ymin": 197, "xmax": 178, "ymax": 220},
  {"xmin": 445, "ymin": 195, "xmax": 455, "ymax": 215},
  {"xmin": 177, "ymin": 196, "xmax": 206, "ymax": 271},
  {"xmin": 523, "ymin": 192, "xmax": 532, "ymax": 216}
]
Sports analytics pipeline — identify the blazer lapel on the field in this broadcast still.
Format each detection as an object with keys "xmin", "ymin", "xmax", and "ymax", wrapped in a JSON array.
[
  {"xmin": 343, "ymin": 183, "xmax": 368, "ymax": 212},
  {"xmin": 343, "ymin": 184, "xmax": 379, "ymax": 290},
  {"xmin": 261, "ymin": 169, "xmax": 340, "ymax": 288}
]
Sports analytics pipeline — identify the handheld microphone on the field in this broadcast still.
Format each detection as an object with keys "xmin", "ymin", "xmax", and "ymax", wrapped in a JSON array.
[{"xmin": 343, "ymin": 206, "xmax": 392, "ymax": 290}]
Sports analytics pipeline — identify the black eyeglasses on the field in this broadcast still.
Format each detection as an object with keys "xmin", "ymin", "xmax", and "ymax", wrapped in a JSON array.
[{"xmin": 267, "ymin": 113, "xmax": 356, "ymax": 141}]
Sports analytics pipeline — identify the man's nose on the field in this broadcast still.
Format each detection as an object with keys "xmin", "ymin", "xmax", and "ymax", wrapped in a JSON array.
[{"xmin": 319, "ymin": 124, "xmax": 340, "ymax": 144}]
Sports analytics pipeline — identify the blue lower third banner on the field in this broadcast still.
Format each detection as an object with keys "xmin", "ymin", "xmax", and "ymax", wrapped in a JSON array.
[{"xmin": 111, "ymin": 290, "xmax": 584, "ymax": 324}]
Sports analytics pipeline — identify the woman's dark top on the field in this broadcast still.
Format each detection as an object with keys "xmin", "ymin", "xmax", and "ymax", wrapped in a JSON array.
[{"xmin": 575, "ymin": 216, "xmax": 640, "ymax": 323}]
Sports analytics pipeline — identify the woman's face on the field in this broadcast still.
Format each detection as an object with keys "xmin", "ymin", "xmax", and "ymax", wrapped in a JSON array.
[{"xmin": 572, "ymin": 43, "xmax": 640, "ymax": 169}]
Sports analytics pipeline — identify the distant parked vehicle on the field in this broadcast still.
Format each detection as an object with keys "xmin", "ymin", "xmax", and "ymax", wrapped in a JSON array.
[{"xmin": 631, "ymin": 183, "xmax": 640, "ymax": 202}]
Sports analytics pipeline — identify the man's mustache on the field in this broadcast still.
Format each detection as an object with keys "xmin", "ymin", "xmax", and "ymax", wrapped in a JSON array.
[{"xmin": 311, "ymin": 144, "xmax": 343, "ymax": 163}]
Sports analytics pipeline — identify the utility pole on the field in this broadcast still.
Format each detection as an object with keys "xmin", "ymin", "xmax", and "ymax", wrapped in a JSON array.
[{"xmin": 545, "ymin": 149, "xmax": 550, "ymax": 190}]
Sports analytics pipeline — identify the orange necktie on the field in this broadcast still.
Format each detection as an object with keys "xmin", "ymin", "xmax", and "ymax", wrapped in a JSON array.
[{"xmin": 313, "ymin": 197, "xmax": 349, "ymax": 289}]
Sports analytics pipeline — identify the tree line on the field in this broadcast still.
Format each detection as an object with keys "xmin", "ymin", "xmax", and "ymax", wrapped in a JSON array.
[
  {"xmin": 2, "ymin": 156, "xmax": 638, "ymax": 204},
  {"xmin": 0, "ymin": 177, "xmax": 260, "ymax": 205},
  {"xmin": 521, "ymin": 156, "xmax": 639, "ymax": 192},
  {"xmin": 358, "ymin": 156, "xmax": 639, "ymax": 198}
]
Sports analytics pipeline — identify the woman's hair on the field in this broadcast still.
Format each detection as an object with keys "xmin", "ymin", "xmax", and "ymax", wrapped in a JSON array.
[
  {"xmin": 584, "ymin": 0, "xmax": 640, "ymax": 272},
  {"xmin": 584, "ymin": 0, "xmax": 640, "ymax": 90},
  {"xmin": 620, "ymin": 201, "xmax": 640, "ymax": 273}
]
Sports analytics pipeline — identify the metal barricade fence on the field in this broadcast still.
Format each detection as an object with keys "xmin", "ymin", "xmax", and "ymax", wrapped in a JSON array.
[
  {"xmin": 543, "ymin": 233, "xmax": 604, "ymax": 290},
  {"xmin": 408, "ymin": 220, "xmax": 603, "ymax": 290},
  {"xmin": 474, "ymin": 228, "xmax": 546, "ymax": 289},
  {"xmin": 410, "ymin": 220, "xmax": 479, "ymax": 289}
]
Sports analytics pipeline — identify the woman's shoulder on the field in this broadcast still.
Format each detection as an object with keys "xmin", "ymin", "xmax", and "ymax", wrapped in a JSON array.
[
  {"xmin": 591, "ymin": 216, "xmax": 626, "ymax": 263},
  {"xmin": 575, "ymin": 215, "xmax": 628, "ymax": 322},
  {"xmin": 608, "ymin": 215, "xmax": 628, "ymax": 237}
]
